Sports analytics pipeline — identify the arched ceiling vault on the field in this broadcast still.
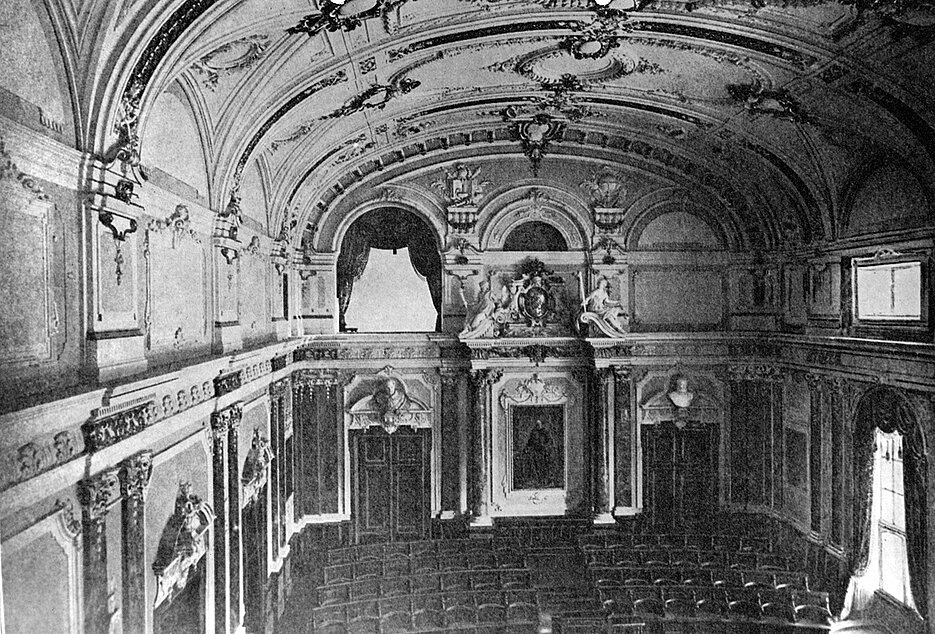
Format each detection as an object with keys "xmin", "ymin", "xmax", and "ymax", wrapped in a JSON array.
[{"xmin": 66, "ymin": 0, "xmax": 935, "ymax": 246}]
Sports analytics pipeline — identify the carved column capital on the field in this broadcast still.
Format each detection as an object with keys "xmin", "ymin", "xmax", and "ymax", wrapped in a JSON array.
[
  {"xmin": 470, "ymin": 368, "xmax": 503, "ymax": 387},
  {"xmin": 80, "ymin": 468, "xmax": 120, "ymax": 523},
  {"xmin": 120, "ymin": 451, "xmax": 153, "ymax": 499},
  {"xmin": 728, "ymin": 363, "xmax": 782, "ymax": 382},
  {"xmin": 440, "ymin": 368, "xmax": 462, "ymax": 387},
  {"xmin": 611, "ymin": 365, "xmax": 631, "ymax": 382}
]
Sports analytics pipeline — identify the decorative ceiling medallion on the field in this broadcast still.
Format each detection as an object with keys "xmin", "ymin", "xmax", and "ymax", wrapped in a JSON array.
[
  {"xmin": 191, "ymin": 35, "xmax": 269, "ymax": 90},
  {"xmin": 287, "ymin": 0, "xmax": 413, "ymax": 37},
  {"xmin": 519, "ymin": 49, "xmax": 645, "ymax": 84},
  {"xmin": 320, "ymin": 77, "xmax": 421, "ymax": 120},
  {"xmin": 727, "ymin": 82, "xmax": 809, "ymax": 123}
]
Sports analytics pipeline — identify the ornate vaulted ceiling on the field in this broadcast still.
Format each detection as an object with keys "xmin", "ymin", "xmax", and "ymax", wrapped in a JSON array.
[{"xmin": 55, "ymin": 0, "xmax": 935, "ymax": 251}]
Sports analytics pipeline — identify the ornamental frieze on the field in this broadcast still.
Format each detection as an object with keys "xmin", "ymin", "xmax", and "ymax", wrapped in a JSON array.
[
  {"xmin": 83, "ymin": 400, "xmax": 155, "ymax": 453},
  {"xmin": 2, "ymin": 430, "xmax": 81, "ymax": 491},
  {"xmin": 214, "ymin": 370, "xmax": 243, "ymax": 396}
]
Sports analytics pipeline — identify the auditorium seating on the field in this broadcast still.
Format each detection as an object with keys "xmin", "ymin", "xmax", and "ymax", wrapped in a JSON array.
[{"xmin": 301, "ymin": 517, "xmax": 833, "ymax": 634}]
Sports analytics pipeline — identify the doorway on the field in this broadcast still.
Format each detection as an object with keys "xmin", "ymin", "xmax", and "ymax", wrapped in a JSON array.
[
  {"xmin": 641, "ymin": 421, "xmax": 719, "ymax": 528},
  {"xmin": 351, "ymin": 426, "xmax": 431, "ymax": 543}
]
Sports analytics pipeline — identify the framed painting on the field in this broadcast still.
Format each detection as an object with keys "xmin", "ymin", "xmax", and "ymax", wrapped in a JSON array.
[{"xmin": 511, "ymin": 404, "xmax": 565, "ymax": 490}]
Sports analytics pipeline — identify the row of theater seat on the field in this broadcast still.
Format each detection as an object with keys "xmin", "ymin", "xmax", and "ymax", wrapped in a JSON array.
[
  {"xmin": 315, "ymin": 618, "xmax": 539, "ymax": 634},
  {"xmin": 590, "ymin": 566, "xmax": 810, "ymax": 592},
  {"xmin": 599, "ymin": 587, "xmax": 832, "ymax": 626},
  {"xmin": 579, "ymin": 533, "xmax": 774, "ymax": 554},
  {"xmin": 319, "ymin": 571, "xmax": 534, "ymax": 605},
  {"xmin": 324, "ymin": 552, "xmax": 530, "ymax": 584},
  {"xmin": 584, "ymin": 548, "xmax": 792, "ymax": 571},
  {"xmin": 327, "ymin": 538, "xmax": 495, "ymax": 565},
  {"xmin": 314, "ymin": 595, "xmax": 541, "ymax": 634}
]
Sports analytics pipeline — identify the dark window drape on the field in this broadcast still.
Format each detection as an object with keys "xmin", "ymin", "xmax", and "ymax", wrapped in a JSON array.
[
  {"xmin": 336, "ymin": 209, "xmax": 441, "ymax": 331},
  {"xmin": 850, "ymin": 388, "xmax": 927, "ymax": 616}
]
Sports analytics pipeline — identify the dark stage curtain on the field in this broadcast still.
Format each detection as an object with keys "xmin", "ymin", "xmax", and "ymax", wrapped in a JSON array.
[
  {"xmin": 336, "ymin": 209, "xmax": 441, "ymax": 331},
  {"xmin": 850, "ymin": 388, "xmax": 928, "ymax": 615}
]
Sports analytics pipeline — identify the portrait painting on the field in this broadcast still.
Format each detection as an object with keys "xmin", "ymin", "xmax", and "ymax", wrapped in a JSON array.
[{"xmin": 511, "ymin": 404, "xmax": 564, "ymax": 490}]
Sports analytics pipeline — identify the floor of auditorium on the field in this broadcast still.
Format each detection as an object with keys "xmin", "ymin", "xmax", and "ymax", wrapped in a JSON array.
[{"xmin": 276, "ymin": 517, "xmax": 883, "ymax": 634}]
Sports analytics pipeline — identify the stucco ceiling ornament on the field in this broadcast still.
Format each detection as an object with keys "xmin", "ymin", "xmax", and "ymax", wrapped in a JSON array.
[
  {"xmin": 287, "ymin": 0, "xmax": 415, "ymax": 37},
  {"xmin": 191, "ymin": 35, "xmax": 269, "ymax": 90},
  {"xmin": 320, "ymin": 77, "xmax": 421, "ymax": 120},
  {"xmin": 727, "ymin": 82, "xmax": 810, "ymax": 123},
  {"xmin": 502, "ymin": 74, "xmax": 590, "ymax": 176}
]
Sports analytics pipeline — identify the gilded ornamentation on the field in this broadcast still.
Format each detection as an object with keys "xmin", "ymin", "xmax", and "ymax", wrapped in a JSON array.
[{"xmin": 152, "ymin": 483, "xmax": 214, "ymax": 609}]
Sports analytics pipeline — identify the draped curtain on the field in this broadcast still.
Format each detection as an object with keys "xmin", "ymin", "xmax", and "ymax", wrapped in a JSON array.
[
  {"xmin": 844, "ymin": 388, "xmax": 927, "ymax": 618},
  {"xmin": 336, "ymin": 209, "xmax": 442, "ymax": 331}
]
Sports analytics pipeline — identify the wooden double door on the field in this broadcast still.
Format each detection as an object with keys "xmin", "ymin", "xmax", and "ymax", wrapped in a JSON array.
[
  {"xmin": 351, "ymin": 426, "xmax": 432, "ymax": 543},
  {"xmin": 641, "ymin": 421, "xmax": 719, "ymax": 529}
]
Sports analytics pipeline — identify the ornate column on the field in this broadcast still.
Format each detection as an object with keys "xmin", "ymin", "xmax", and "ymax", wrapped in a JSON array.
[
  {"xmin": 79, "ymin": 468, "xmax": 120, "ymax": 634},
  {"xmin": 613, "ymin": 367, "xmax": 635, "ymax": 515},
  {"xmin": 469, "ymin": 369, "xmax": 501, "ymax": 527},
  {"xmin": 439, "ymin": 368, "xmax": 465, "ymax": 517},
  {"xmin": 594, "ymin": 367, "xmax": 616, "ymax": 524},
  {"xmin": 226, "ymin": 403, "xmax": 244, "ymax": 632},
  {"xmin": 211, "ymin": 403, "xmax": 240, "ymax": 634},
  {"xmin": 119, "ymin": 452, "xmax": 152, "ymax": 634},
  {"xmin": 806, "ymin": 372, "xmax": 826, "ymax": 536}
]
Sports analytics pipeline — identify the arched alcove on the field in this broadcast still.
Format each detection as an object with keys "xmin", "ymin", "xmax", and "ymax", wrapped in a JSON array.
[
  {"xmin": 0, "ymin": 0, "xmax": 71, "ymax": 132},
  {"xmin": 843, "ymin": 162, "xmax": 931, "ymax": 237},
  {"xmin": 337, "ymin": 208, "xmax": 441, "ymax": 333},
  {"xmin": 502, "ymin": 221, "xmax": 568, "ymax": 251},
  {"xmin": 141, "ymin": 85, "xmax": 210, "ymax": 198}
]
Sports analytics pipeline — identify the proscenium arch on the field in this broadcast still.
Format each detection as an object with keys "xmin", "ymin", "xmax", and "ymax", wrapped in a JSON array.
[
  {"xmin": 477, "ymin": 184, "xmax": 592, "ymax": 252},
  {"xmin": 336, "ymin": 206, "xmax": 444, "ymax": 333},
  {"xmin": 320, "ymin": 190, "xmax": 448, "ymax": 255}
]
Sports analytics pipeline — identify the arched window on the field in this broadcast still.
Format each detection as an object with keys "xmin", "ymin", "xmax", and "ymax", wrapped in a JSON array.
[
  {"xmin": 502, "ymin": 221, "xmax": 567, "ymax": 251},
  {"xmin": 843, "ymin": 389, "xmax": 927, "ymax": 620},
  {"xmin": 336, "ymin": 209, "xmax": 441, "ymax": 332}
]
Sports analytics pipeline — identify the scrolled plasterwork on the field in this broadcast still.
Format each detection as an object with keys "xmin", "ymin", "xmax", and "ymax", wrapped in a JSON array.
[
  {"xmin": 152, "ymin": 482, "xmax": 214, "ymax": 609},
  {"xmin": 347, "ymin": 375, "xmax": 432, "ymax": 434},
  {"xmin": 147, "ymin": 204, "xmax": 202, "ymax": 248},
  {"xmin": 499, "ymin": 373, "xmax": 573, "ymax": 410},
  {"xmin": 191, "ymin": 35, "xmax": 269, "ymax": 90},
  {"xmin": 0, "ymin": 138, "xmax": 50, "ymax": 201}
]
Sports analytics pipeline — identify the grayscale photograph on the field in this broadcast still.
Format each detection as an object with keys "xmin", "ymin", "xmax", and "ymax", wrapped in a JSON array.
[{"xmin": 0, "ymin": 0, "xmax": 933, "ymax": 633}]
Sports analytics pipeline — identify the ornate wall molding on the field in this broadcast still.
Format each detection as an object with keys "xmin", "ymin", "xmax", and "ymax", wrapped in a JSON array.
[
  {"xmin": 82, "ymin": 399, "xmax": 156, "ymax": 453},
  {"xmin": 214, "ymin": 370, "xmax": 243, "ymax": 396},
  {"xmin": 0, "ymin": 137, "xmax": 50, "ymax": 201},
  {"xmin": 191, "ymin": 34, "xmax": 269, "ymax": 90}
]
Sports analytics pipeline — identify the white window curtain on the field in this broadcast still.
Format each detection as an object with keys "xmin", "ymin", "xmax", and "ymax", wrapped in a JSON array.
[{"xmin": 841, "ymin": 429, "xmax": 917, "ymax": 618}]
